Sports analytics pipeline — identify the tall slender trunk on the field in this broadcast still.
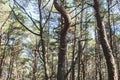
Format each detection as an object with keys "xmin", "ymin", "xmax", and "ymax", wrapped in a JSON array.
[
  {"xmin": 93, "ymin": 0, "xmax": 118, "ymax": 80},
  {"xmin": 71, "ymin": 12, "xmax": 77, "ymax": 80},
  {"xmin": 77, "ymin": 40, "xmax": 82, "ymax": 80},
  {"xmin": 38, "ymin": 0, "xmax": 48, "ymax": 79},
  {"xmin": 0, "ymin": 54, "xmax": 5, "ymax": 78},
  {"xmin": 0, "ymin": 29, "xmax": 2, "ymax": 78},
  {"xmin": 32, "ymin": 51, "xmax": 37, "ymax": 80},
  {"xmin": 7, "ymin": 49, "xmax": 15, "ymax": 80},
  {"xmin": 53, "ymin": 1, "xmax": 71, "ymax": 80},
  {"xmin": 107, "ymin": 0, "xmax": 113, "ymax": 50},
  {"xmin": 0, "ymin": 30, "xmax": 1, "ymax": 50},
  {"xmin": 81, "ymin": 59, "xmax": 85, "ymax": 80},
  {"xmin": 77, "ymin": 1, "xmax": 84, "ymax": 79},
  {"xmin": 95, "ymin": 28, "xmax": 103, "ymax": 80}
]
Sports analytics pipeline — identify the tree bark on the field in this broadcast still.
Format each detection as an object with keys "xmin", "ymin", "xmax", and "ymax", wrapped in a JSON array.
[
  {"xmin": 93, "ymin": 0, "xmax": 118, "ymax": 80},
  {"xmin": 0, "ymin": 30, "xmax": 1, "ymax": 50},
  {"xmin": 77, "ymin": 40, "xmax": 82, "ymax": 80},
  {"xmin": 95, "ymin": 28, "xmax": 103, "ymax": 80},
  {"xmin": 107, "ymin": 0, "xmax": 113, "ymax": 50},
  {"xmin": 32, "ymin": 51, "xmax": 37, "ymax": 80},
  {"xmin": 7, "ymin": 50, "xmax": 15, "ymax": 80},
  {"xmin": 0, "ymin": 55, "xmax": 5, "ymax": 78},
  {"xmin": 53, "ymin": 1, "xmax": 71, "ymax": 80},
  {"xmin": 71, "ymin": 12, "xmax": 77, "ymax": 80},
  {"xmin": 38, "ymin": 0, "xmax": 48, "ymax": 79}
]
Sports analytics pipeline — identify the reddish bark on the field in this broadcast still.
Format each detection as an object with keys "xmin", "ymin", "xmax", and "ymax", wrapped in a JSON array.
[
  {"xmin": 53, "ymin": 1, "xmax": 71, "ymax": 80},
  {"xmin": 0, "ymin": 29, "xmax": 2, "ymax": 50},
  {"xmin": 93, "ymin": 0, "xmax": 118, "ymax": 80}
]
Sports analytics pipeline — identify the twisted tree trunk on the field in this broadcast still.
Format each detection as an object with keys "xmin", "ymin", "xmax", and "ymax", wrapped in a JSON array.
[{"xmin": 53, "ymin": 1, "xmax": 71, "ymax": 80}]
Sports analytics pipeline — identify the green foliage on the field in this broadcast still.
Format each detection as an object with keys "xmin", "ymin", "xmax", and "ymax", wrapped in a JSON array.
[{"xmin": 0, "ymin": 0, "xmax": 120, "ymax": 80}]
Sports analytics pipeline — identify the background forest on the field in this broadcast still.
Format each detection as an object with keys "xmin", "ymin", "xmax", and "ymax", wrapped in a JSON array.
[{"xmin": 0, "ymin": 0, "xmax": 120, "ymax": 80}]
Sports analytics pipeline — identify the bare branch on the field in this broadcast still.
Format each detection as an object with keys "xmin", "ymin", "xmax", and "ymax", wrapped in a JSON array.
[
  {"xmin": 11, "ymin": 7, "xmax": 40, "ymax": 36},
  {"xmin": 14, "ymin": 0, "xmax": 40, "ymax": 30}
]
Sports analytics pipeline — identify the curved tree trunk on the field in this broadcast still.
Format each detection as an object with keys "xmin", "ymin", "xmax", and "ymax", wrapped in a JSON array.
[
  {"xmin": 53, "ymin": 1, "xmax": 71, "ymax": 80},
  {"xmin": 93, "ymin": 0, "xmax": 118, "ymax": 80}
]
